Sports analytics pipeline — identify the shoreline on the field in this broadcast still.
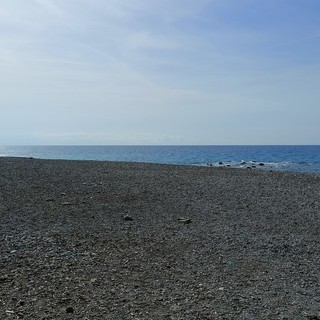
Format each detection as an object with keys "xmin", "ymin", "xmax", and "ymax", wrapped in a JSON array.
[
  {"xmin": 1, "ymin": 144, "xmax": 320, "ymax": 175},
  {"xmin": 1, "ymin": 157, "xmax": 320, "ymax": 319},
  {"xmin": 2, "ymin": 155, "xmax": 320, "ymax": 176}
]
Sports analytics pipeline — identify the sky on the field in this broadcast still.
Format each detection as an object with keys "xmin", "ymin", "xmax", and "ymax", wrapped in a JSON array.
[{"xmin": 1, "ymin": 0, "xmax": 320, "ymax": 145}]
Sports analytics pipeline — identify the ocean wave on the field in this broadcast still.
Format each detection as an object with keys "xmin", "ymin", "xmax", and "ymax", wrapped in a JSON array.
[{"xmin": 203, "ymin": 160, "xmax": 320, "ymax": 174}]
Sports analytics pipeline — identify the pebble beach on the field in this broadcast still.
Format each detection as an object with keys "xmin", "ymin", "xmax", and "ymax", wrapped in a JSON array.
[{"xmin": 1, "ymin": 157, "xmax": 320, "ymax": 319}]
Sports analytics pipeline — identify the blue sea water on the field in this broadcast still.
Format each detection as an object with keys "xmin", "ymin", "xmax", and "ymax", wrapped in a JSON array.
[{"xmin": 0, "ymin": 145, "xmax": 320, "ymax": 174}]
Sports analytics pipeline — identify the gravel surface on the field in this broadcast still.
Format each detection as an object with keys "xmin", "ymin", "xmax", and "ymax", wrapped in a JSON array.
[{"xmin": 1, "ymin": 157, "xmax": 320, "ymax": 319}]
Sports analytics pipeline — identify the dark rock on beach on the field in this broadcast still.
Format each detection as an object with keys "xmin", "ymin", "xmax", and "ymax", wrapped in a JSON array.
[
  {"xmin": 123, "ymin": 214, "xmax": 133, "ymax": 221},
  {"xmin": 1, "ymin": 157, "xmax": 320, "ymax": 319}
]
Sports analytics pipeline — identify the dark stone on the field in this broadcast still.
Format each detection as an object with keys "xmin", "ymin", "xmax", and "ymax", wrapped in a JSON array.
[
  {"xmin": 124, "ymin": 215, "xmax": 133, "ymax": 221},
  {"xmin": 66, "ymin": 307, "xmax": 74, "ymax": 313},
  {"xmin": 178, "ymin": 218, "xmax": 192, "ymax": 224},
  {"xmin": 259, "ymin": 163, "xmax": 265, "ymax": 166},
  {"xmin": 0, "ymin": 276, "xmax": 9, "ymax": 282},
  {"xmin": 218, "ymin": 162, "xmax": 223, "ymax": 165}
]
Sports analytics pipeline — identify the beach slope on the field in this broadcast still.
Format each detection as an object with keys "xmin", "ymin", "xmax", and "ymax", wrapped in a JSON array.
[{"xmin": 1, "ymin": 157, "xmax": 320, "ymax": 319}]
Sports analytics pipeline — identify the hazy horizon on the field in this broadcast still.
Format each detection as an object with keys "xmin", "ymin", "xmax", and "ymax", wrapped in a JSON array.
[{"xmin": 1, "ymin": 1, "xmax": 320, "ymax": 145}]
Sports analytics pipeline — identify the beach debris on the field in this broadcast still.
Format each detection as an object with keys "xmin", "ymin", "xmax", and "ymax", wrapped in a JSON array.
[
  {"xmin": 218, "ymin": 161, "xmax": 223, "ymax": 165},
  {"xmin": 46, "ymin": 198, "xmax": 55, "ymax": 202},
  {"xmin": 259, "ymin": 163, "xmax": 265, "ymax": 166},
  {"xmin": 60, "ymin": 192, "xmax": 67, "ymax": 196},
  {"xmin": 123, "ymin": 214, "xmax": 133, "ymax": 221},
  {"xmin": 178, "ymin": 217, "xmax": 192, "ymax": 224},
  {"xmin": 62, "ymin": 202, "xmax": 72, "ymax": 206}
]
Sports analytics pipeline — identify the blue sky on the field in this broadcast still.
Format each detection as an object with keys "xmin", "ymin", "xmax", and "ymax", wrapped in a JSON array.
[{"xmin": 1, "ymin": 0, "xmax": 320, "ymax": 145}]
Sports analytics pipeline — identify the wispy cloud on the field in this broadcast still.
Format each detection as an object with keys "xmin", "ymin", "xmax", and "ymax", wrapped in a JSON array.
[{"xmin": 1, "ymin": 0, "xmax": 320, "ymax": 144}]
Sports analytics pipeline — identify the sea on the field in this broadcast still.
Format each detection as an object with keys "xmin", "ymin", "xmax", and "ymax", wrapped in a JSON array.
[{"xmin": 0, "ymin": 145, "xmax": 320, "ymax": 175}]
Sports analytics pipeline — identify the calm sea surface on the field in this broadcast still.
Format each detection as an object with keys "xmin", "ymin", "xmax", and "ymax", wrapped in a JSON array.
[{"xmin": 0, "ymin": 145, "xmax": 320, "ymax": 174}]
